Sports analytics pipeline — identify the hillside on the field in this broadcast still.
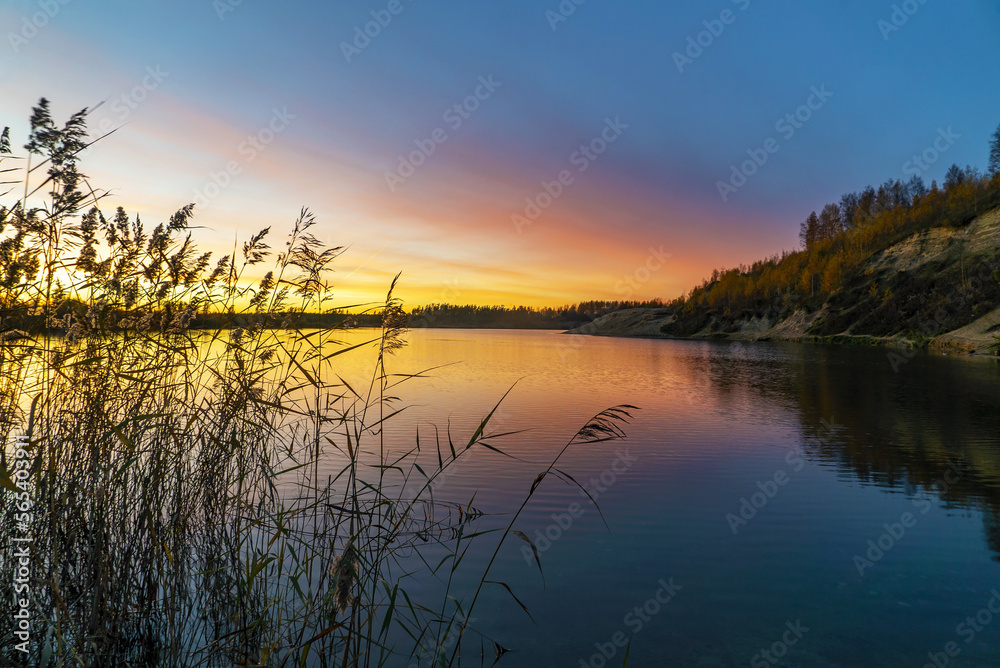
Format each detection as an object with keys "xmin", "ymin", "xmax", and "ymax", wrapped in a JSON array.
[{"xmin": 568, "ymin": 205, "xmax": 1000, "ymax": 355}]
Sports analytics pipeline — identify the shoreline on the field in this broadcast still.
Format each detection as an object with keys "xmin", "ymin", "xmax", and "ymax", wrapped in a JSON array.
[{"xmin": 563, "ymin": 307, "xmax": 1000, "ymax": 358}]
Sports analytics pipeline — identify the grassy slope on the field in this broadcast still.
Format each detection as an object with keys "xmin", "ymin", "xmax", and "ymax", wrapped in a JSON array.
[{"xmin": 571, "ymin": 206, "xmax": 1000, "ymax": 353}]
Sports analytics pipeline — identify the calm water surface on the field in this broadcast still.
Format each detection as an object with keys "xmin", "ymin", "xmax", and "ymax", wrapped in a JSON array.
[{"xmin": 330, "ymin": 329, "xmax": 1000, "ymax": 667}]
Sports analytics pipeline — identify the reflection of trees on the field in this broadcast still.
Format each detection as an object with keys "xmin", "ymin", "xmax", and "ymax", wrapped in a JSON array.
[
  {"xmin": 702, "ymin": 341, "xmax": 1000, "ymax": 557},
  {"xmin": 983, "ymin": 512, "xmax": 1000, "ymax": 562}
]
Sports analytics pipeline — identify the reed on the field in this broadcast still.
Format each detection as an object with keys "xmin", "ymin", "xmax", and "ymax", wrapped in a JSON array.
[{"xmin": 0, "ymin": 100, "xmax": 634, "ymax": 667}]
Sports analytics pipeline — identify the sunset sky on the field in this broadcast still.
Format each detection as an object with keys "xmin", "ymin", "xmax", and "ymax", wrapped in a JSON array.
[{"xmin": 2, "ymin": 0, "xmax": 999, "ymax": 307}]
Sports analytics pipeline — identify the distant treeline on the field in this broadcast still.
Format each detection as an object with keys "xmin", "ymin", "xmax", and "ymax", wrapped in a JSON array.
[
  {"xmin": 194, "ymin": 301, "xmax": 668, "ymax": 330},
  {"xmin": 10, "ymin": 300, "xmax": 667, "ymax": 334},
  {"xmin": 408, "ymin": 300, "xmax": 666, "ymax": 329}
]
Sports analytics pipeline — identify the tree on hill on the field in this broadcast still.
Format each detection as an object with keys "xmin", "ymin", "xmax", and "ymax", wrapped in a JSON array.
[
  {"xmin": 989, "ymin": 122, "xmax": 1000, "ymax": 177},
  {"xmin": 839, "ymin": 191, "xmax": 860, "ymax": 229},
  {"xmin": 819, "ymin": 203, "xmax": 842, "ymax": 239},
  {"xmin": 907, "ymin": 174, "xmax": 927, "ymax": 199},
  {"xmin": 799, "ymin": 211, "xmax": 820, "ymax": 250},
  {"xmin": 944, "ymin": 163, "xmax": 967, "ymax": 190}
]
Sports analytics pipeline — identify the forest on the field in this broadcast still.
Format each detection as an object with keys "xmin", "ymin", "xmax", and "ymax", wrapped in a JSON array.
[
  {"xmin": 408, "ymin": 300, "xmax": 665, "ymax": 329},
  {"xmin": 665, "ymin": 124, "xmax": 1000, "ymax": 339}
]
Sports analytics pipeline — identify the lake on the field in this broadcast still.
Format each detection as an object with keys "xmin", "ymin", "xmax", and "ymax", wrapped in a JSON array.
[{"xmin": 352, "ymin": 328, "xmax": 1000, "ymax": 667}]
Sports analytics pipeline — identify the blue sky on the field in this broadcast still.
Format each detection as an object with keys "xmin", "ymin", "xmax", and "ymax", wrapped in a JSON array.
[{"xmin": 2, "ymin": 0, "xmax": 998, "ymax": 305}]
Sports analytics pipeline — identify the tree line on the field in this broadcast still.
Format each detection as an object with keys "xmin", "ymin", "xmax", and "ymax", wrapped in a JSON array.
[
  {"xmin": 672, "ymin": 123, "xmax": 1000, "ymax": 319},
  {"xmin": 408, "ymin": 300, "xmax": 666, "ymax": 329}
]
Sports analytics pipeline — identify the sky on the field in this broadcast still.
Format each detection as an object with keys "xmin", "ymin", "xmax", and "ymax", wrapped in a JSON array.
[{"xmin": 2, "ymin": 0, "xmax": 999, "ymax": 308}]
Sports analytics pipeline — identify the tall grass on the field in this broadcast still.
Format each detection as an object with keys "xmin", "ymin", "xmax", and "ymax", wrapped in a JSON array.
[{"xmin": 0, "ymin": 100, "xmax": 634, "ymax": 667}]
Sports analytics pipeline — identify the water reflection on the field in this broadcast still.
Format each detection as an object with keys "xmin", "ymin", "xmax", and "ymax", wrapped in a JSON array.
[
  {"xmin": 384, "ymin": 332, "xmax": 1000, "ymax": 559},
  {"xmin": 373, "ymin": 332, "xmax": 1000, "ymax": 661},
  {"xmin": 758, "ymin": 344, "xmax": 1000, "ymax": 558}
]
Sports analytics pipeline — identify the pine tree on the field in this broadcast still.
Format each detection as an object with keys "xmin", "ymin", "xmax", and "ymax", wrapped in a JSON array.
[
  {"xmin": 989, "ymin": 122, "xmax": 1000, "ymax": 176},
  {"xmin": 799, "ymin": 211, "xmax": 819, "ymax": 250}
]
